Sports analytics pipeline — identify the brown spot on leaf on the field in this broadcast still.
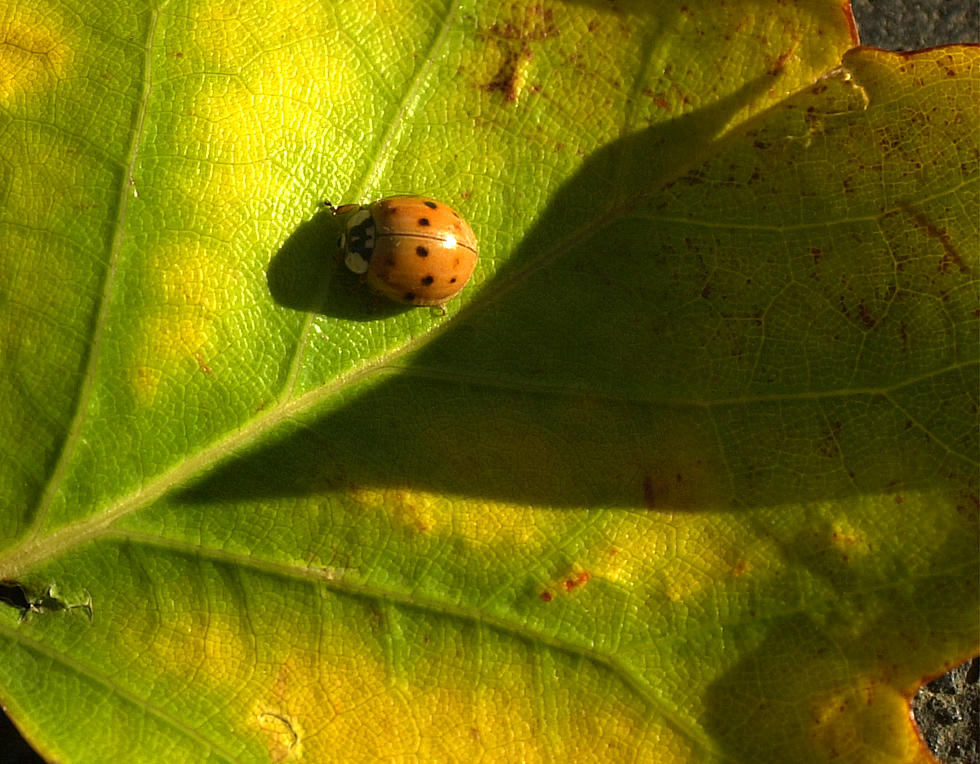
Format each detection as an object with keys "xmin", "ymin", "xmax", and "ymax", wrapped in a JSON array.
[
  {"xmin": 857, "ymin": 300, "xmax": 876, "ymax": 329},
  {"xmin": 898, "ymin": 200, "xmax": 971, "ymax": 275},
  {"xmin": 643, "ymin": 475, "xmax": 656, "ymax": 508},
  {"xmin": 770, "ymin": 48, "xmax": 795, "ymax": 76},
  {"xmin": 563, "ymin": 571, "xmax": 590, "ymax": 592},
  {"xmin": 484, "ymin": 44, "xmax": 533, "ymax": 102},
  {"xmin": 481, "ymin": 3, "xmax": 558, "ymax": 103}
]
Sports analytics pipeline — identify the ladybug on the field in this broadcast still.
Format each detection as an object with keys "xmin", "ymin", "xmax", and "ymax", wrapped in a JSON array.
[{"xmin": 328, "ymin": 195, "xmax": 478, "ymax": 308}]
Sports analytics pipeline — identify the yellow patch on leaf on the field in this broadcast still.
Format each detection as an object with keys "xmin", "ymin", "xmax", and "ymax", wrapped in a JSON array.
[
  {"xmin": 0, "ymin": 1, "xmax": 70, "ymax": 102},
  {"xmin": 179, "ymin": 0, "xmax": 355, "ymax": 121},
  {"xmin": 829, "ymin": 520, "xmax": 870, "ymax": 562},
  {"xmin": 593, "ymin": 511, "xmax": 756, "ymax": 605},
  {"xmin": 346, "ymin": 483, "xmax": 558, "ymax": 552},
  {"xmin": 254, "ymin": 622, "xmax": 687, "ymax": 761},
  {"xmin": 809, "ymin": 680, "xmax": 925, "ymax": 762},
  {"xmin": 348, "ymin": 484, "xmax": 440, "ymax": 533},
  {"xmin": 130, "ymin": 241, "xmax": 230, "ymax": 404}
]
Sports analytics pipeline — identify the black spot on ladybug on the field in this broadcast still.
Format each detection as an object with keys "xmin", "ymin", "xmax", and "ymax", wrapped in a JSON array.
[
  {"xmin": 416, "ymin": 246, "xmax": 429, "ymax": 257},
  {"xmin": 403, "ymin": 291, "xmax": 416, "ymax": 302},
  {"xmin": 449, "ymin": 277, "xmax": 457, "ymax": 283},
  {"xmin": 421, "ymin": 275, "xmax": 434, "ymax": 286},
  {"xmin": 424, "ymin": 200, "xmax": 437, "ymax": 209},
  {"xmin": 418, "ymin": 217, "xmax": 431, "ymax": 226}
]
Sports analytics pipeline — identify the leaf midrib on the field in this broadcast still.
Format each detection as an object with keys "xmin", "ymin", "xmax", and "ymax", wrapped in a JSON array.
[
  {"xmin": 282, "ymin": 0, "xmax": 462, "ymax": 399},
  {"xmin": 4, "ymin": 351, "xmax": 974, "ymax": 581}
]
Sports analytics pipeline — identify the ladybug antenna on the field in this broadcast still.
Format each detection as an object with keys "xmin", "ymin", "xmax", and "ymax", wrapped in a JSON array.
[{"xmin": 323, "ymin": 201, "xmax": 360, "ymax": 216}]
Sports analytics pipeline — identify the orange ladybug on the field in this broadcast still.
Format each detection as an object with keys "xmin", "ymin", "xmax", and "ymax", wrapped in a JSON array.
[{"xmin": 329, "ymin": 195, "xmax": 478, "ymax": 308}]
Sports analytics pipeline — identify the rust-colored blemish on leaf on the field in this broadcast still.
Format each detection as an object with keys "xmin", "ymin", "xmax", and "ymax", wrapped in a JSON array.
[
  {"xmin": 539, "ymin": 590, "xmax": 553, "ymax": 602},
  {"xmin": 480, "ymin": 3, "xmax": 558, "ymax": 103},
  {"xmin": 769, "ymin": 46, "xmax": 796, "ymax": 77},
  {"xmin": 485, "ymin": 43, "xmax": 533, "ymax": 102},
  {"xmin": 897, "ymin": 200, "xmax": 971, "ymax": 275},
  {"xmin": 829, "ymin": 522, "xmax": 871, "ymax": 566},
  {"xmin": 563, "ymin": 570, "xmax": 590, "ymax": 592},
  {"xmin": 857, "ymin": 300, "xmax": 876, "ymax": 329},
  {"xmin": 642, "ymin": 88, "xmax": 670, "ymax": 109}
]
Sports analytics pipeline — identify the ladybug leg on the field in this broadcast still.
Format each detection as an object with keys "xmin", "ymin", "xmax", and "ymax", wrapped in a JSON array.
[
  {"xmin": 367, "ymin": 289, "xmax": 385, "ymax": 313},
  {"xmin": 343, "ymin": 272, "xmax": 367, "ymax": 299}
]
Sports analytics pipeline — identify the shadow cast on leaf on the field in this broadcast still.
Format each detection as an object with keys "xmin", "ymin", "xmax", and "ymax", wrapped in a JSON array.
[
  {"xmin": 701, "ymin": 514, "xmax": 978, "ymax": 761},
  {"xmin": 186, "ymin": 63, "xmax": 977, "ymax": 518}
]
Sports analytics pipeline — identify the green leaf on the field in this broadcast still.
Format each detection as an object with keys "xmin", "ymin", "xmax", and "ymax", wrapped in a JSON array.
[{"xmin": 1, "ymin": 0, "xmax": 976, "ymax": 761}]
